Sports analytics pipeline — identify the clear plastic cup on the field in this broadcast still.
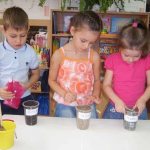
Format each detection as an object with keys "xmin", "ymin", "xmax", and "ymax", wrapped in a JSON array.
[
  {"xmin": 22, "ymin": 100, "xmax": 39, "ymax": 126},
  {"xmin": 76, "ymin": 105, "xmax": 91, "ymax": 130},
  {"xmin": 124, "ymin": 107, "xmax": 138, "ymax": 131}
]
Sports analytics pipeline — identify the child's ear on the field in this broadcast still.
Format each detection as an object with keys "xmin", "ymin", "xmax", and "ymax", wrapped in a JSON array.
[
  {"xmin": 70, "ymin": 26, "xmax": 75, "ymax": 36},
  {"xmin": 0, "ymin": 25, "xmax": 4, "ymax": 34},
  {"xmin": 27, "ymin": 26, "xmax": 30, "ymax": 32}
]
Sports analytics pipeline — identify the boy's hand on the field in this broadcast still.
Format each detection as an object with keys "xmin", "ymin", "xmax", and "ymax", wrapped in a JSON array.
[
  {"xmin": 0, "ymin": 87, "xmax": 15, "ymax": 100},
  {"xmin": 64, "ymin": 92, "xmax": 77, "ymax": 104}
]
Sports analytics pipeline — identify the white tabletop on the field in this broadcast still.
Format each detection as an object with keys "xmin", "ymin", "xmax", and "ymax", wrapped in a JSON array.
[{"xmin": 3, "ymin": 115, "xmax": 150, "ymax": 150}]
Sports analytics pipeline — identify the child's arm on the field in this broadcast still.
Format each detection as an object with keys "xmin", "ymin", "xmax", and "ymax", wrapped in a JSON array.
[
  {"xmin": 48, "ymin": 49, "xmax": 76, "ymax": 103},
  {"xmin": 91, "ymin": 51, "xmax": 101, "ymax": 104},
  {"xmin": 23, "ymin": 68, "xmax": 40, "ymax": 90},
  {"xmin": 134, "ymin": 70, "xmax": 150, "ymax": 115},
  {"xmin": 103, "ymin": 69, "xmax": 126, "ymax": 113}
]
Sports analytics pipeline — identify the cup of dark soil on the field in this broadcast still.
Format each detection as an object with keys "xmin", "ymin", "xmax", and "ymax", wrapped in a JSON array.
[
  {"xmin": 76, "ymin": 105, "xmax": 91, "ymax": 130},
  {"xmin": 22, "ymin": 100, "xmax": 39, "ymax": 126},
  {"xmin": 123, "ymin": 107, "xmax": 138, "ymax": 131}
]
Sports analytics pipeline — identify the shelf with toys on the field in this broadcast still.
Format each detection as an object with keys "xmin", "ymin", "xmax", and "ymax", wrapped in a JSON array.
[{"xmin": 27, "ymin": 19, "xmax": 51, "ymax": 116}]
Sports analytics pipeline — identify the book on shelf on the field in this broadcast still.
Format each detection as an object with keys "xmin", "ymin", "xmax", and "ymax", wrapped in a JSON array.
[
  {"xmin": 60, "ymin": 37, "xmax": 70, "ymax": 47},
  {"xmin": 52, "ymin": 12, "xmax": 57, "ymax": 34},
  {"xmin": 99, "ymin": 40, "xmax": 119, "ymax": 59},
  {"xmin": 52, "ymin": 11, "xmax": 75, "ymax": 34},
  {"xmin": 110, "ymin": 17, "xmax": 132, "ymax": 33},
  {"xmin": 52, "ymin": 37, "xmax": 70, "ymax": 53},
  {"xmin": 52, "ymin": 38, "xmax": 60, "ymax": 53},
  {"xmin": 63, "ymin": 14, "xmax": 73, "ymax": 33},
  {"xmin": 101, "ymin": 16, "xmax": 111, "ymax": 33},
  {"xmin": 52, "ymin": 12, "xmax": 64, "ymax": 34}
]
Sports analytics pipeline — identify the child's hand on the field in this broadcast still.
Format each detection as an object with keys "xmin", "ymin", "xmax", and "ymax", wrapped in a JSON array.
[
  {"xmin": 86, "ymin": 95, "xmax": 101, "ymax": 104},
  {"xmin": 134, "ymin": 100, "xmax": 146, "ymax": 116},
  {"xmin": 114, "ymin": 100, "xmax": 126, "ymax": 113},
  {"xmin": 64, "ymin": 91, "xmax": 77, "ymax": 104},
  {"xmin": 93, "ymin": 95, "xmax": 102, "ymax": 104},
  {"xmin": 0, "ymin": 87, "xmax": 15, "ymax": 100}
]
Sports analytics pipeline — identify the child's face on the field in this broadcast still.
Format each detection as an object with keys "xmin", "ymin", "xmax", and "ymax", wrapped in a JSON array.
[
  {"xmin": 70, "ymin": 26, "xmax": 99, "ymax": 51},
  {"xmin": 4, "ymin": 27, "xmax": 28, "ymax": 49},
  {"xmin": 121, "ymin": 48, "xmax": 142, "ymax": 63}
]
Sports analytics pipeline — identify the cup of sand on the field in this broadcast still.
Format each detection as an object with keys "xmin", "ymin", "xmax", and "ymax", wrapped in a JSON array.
[{"xmin": 76, "ymin": 105, "xmax": 91, "ymax": 130}]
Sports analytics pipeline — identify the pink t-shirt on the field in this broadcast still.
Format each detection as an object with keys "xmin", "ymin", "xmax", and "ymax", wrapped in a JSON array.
[{"xmin": 105, "ymin": 52, "xmax": 150, "ymax": 107}]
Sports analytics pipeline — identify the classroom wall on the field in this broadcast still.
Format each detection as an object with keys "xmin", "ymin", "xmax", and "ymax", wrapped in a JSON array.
[
  {"xmin": 0, "ymin": 0, "xmax": 60, "ymax": 19},
  {"xmin": 0, "ymin": 0, "xmax": 148, "ymax": 19}
]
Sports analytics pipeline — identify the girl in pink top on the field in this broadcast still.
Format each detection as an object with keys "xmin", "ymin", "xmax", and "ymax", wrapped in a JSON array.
[
  {"xmin": 49, "ymin": 11, "xmax": 103, "ymax": 118},
  {"xmin": 103, "ymin": 19, "xmax": 150, "ymax": 119}
]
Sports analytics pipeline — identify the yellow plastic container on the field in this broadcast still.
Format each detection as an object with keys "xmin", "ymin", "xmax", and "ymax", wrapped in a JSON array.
[{"xmin": 0, "ymin": 120, "xmax": 16, "ymax": 150}]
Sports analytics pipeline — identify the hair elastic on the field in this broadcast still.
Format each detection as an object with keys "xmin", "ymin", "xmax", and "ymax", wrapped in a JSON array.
[{"xmin": 132, "ymin": 22, "xmax": 138, "ymax": 28}]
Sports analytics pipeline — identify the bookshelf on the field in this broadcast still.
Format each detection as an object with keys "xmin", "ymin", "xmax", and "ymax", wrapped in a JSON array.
[
  {"xmin": 27, "ymin": 20, "xmax": 51, "ymax": 116},
  {"xmin": 50, "ymin": 9, "xmax": 149, "ymax": 118},
  {"xmin": 50, "ymin": 9, "xmax": 149, "ymax": 55}
]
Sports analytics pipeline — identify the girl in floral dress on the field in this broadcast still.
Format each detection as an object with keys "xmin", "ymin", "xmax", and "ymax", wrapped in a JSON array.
[{"xmin": 49, "ymin": 11, "xmax": 103, "ymax": 118}]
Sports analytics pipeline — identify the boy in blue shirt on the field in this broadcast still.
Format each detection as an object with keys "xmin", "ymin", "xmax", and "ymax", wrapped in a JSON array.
[{"xmin": 0, "ymin": 6, "xmax": 40, "ymax": 115}]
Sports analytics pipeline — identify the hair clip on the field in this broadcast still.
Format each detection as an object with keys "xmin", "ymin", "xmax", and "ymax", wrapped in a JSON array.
[{"xmin": 132, "ymin": 22, "xmax": 138, "ymax": 28}]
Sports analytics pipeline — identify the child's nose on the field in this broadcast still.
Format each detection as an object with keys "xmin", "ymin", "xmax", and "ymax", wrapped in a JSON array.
[
  {"xmin": 83, "ymin": 43, "xmax": 90, "ymax": 49},
  {"xmin": 16, "ymin": 37, "xmax": 21, "ymax": 44},
  {"xmin": 129, "ymin": 57, "xmax": 134, "ymax": 62}
]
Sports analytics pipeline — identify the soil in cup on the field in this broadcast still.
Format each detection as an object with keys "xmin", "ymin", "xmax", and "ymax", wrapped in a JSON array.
[
  {"xmin": 23, "ymin": 100, "xmax": 39, "ymax": 126},
  {"xmin": 76, "ymin": 105, "xmax": 91, "ymax": 130},
  {"xmin": 25, "ymin": 115, "xmax": 37, "ymax": 125},
  {"xmin": 124, "ymin": 107, "xmax": 138, "ymax": 131}
]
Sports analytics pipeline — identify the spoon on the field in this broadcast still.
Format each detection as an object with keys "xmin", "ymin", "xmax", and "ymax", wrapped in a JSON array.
[{"xmin": 0, "ymin": 103, "xmax": 5, "ymax": 131}]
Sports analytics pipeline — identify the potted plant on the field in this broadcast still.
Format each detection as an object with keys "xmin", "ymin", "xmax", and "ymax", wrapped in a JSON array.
[
  {"xmin": 38, "ymin": 0, "xmax": 145, "ymax": 12},
  {"xmin": 38, "ymin": 0, "xmax": 46, "ymax": 7},
  {"xmin": 79, "ymin": 0, "xmax": 124, "ymax": 12},
  {"xmin": 80, "ymin": 0, "xmax": 146, "ymax": 12}
]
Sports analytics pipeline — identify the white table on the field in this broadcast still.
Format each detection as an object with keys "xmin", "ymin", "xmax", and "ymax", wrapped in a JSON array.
[{"xmin": 3, "ymin": 115, "xmax": 150, "ymax": 150}]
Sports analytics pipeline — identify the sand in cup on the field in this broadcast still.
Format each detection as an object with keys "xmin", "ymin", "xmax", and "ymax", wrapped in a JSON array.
[
  {"xmin": 23, "ymin": 100, "xmax": 39, "ymax": 125},
  {"xmin": 124, "ymin": 107, "xmax": 138, "ymax": 131},
  {"xmin": 76, "ymin": 105, "xmax": 91, "ymax": 130}
]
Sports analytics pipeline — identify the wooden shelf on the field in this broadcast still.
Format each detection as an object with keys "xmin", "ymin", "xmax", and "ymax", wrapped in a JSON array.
[
  {"xmin": 100, "ymin": 33, "xmax": 119, "ymax": 39},
  {"xmin": 52, "ymin": 33, "xmax": 72, "ymax": 37},
  {"xmin": 52, "ymin": 33, "xmax": 119, "ymax": 39}
]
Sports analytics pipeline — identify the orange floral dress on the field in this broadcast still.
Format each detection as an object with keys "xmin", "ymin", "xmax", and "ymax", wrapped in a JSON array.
[{"xmin": 53, "ymin": 47, "xmax": 94, "ymax": 106}]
